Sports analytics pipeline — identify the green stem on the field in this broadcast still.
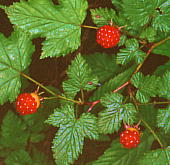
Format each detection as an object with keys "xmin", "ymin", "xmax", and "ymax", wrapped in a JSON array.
[
  {"xmin": 81, "ymin": 25, "xmax": 99, "ymax": 29},
  {"xmin": 20, "ymin": 72, "xmax": 81, "ymax": 104},
  {"xmin": 141, "ymin": 119, "xmax": 164, "ymax": 148},
  {"xmin": 138, "ymin": 101, "xmax": 170, "ymax": 106}
]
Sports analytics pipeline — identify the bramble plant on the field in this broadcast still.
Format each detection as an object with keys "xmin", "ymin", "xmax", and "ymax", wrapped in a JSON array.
[{"xmin": 0, "ymin": 0, "xmax": 170, "ymax": 164}]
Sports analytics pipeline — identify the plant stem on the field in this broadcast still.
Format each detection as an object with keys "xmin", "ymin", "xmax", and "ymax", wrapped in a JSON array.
[
  {"xmin": 20, "ymin": 72, "xmax": 81, "ymax": 104},
  {"xmin": 141, "ymin": 119, "xmax": 164, "ymax": 148},
  {"xmin": 133, "ymin": 36, "xmax": 170, "ymax": 75},
  {"xmin": 113, "ymin": 81, "xmax": 130, "ymax": 93},
  {"xmin": 80, "ymin": 89, "xmax": 85, "ymax": 103},
  {"xmin": 81, "ymin": 25, "xmax": 99, "ymax": 29},
  {"xmin": 138, "ymin": 101, "xmax": 170, "ymax": 106}
]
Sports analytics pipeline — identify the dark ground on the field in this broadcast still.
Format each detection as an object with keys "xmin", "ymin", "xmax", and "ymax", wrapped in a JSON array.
[{"xmin": 0, "ymin": 0, "xmax": 169, "ymax": 165}]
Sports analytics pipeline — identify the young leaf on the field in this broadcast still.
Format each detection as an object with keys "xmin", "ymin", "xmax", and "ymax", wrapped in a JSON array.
[
  {"xmin": 90, "ymin": 65, "xmax": 136, "ymax": 101},
  {"xmin": 157, "ymin": 106, "xmax": 170, "ymax": 133},
  {"xmin": 0, "ymin": 29, "xmax": 34, "ymax": 104},
  {"xmin": 140, "ymin": 27, "xmax": 157, "ymax": 42},
  {"xmin": 0, "ymin": 111, "xmax": 29, "ymax": 149},
  {"xmin": 90, "ymin": 8, "xmax": 119, "ymax": 27},
  {"xmin": 158, "ymin": 71, "xmax": 170, "ymax": 99},
  {"xmin": 63, "ymin": 54, "xmax": 98, "ymax": 97},
  {"xmin": 91, "ymin": 131, "xmax": 154, "ymax": 165},
  {"xmin": 137, "ymin": 147, "xmax": 170, "ymax": 165},
  {"xmin": 117, "ymin": 39, "xmax": 145, "ymax": 65},
  {"xmin": 49, "ymin": 105, "xmax": 99, "ymax": 165},
  {"xmin": 83, "ymin": 53, "xmax": 121, "ymax": 82},
  {"xmin": 131, "ymin": 72, "xmax": 159, "ymax": 103},
  {"xmin": 98, "ymin": 93, "xmax": 137, "ymax": 133},
  {"xmin": 4, "ymin": 149, "xmax": 32, "ymax": 165},
  {"xmin": 5, "ymin": 0, "xmax": 88, "ymax": 58}
]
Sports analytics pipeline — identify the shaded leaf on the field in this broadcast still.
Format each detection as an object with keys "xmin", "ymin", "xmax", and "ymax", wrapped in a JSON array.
[
  {"xmin": 137, "ymin": 147, "xmax": 170, "ymax": 165},
  {"xmin": 0, "ymin": 29, "xmax": 34, "ymax": 104},
  {"xmin": 5, "ymin": 0, "xmax": 88, "ymax": 58},
  {"xmin": 157, "ymin": 106, "xmax": 170, "ymax": 133},
  {"xmin": 140, "ymin": 27, "xmax": 157, "ymax": 42},
  {"xmin": 91, "ymin": 131, "xmax": 154, "ymax": 165}
]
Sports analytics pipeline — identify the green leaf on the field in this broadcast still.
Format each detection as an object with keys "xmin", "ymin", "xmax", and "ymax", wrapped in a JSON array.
[
  {"xmin": 153, "ymin": 39, "xmax": 170, "ymax": 57},
  {"xmin": 83, "ymin": 53, "xmax": 121, "ymax": 82},
  {"xmin": 158, "ymin": 71, "xmax": 170, "ymax": 99},
  {"xmin": 91, "ymin": 131, "xmax": 154, "ymax": 165},
  {"xmin": 0, "ymin": 111, "xmax": 29, "ymax": 149},
  {"xmin": 118, "ymin": 35, "xmax": 127, "ymax": 46},
  {"xmin": 79, "ymin": 113, "xmax": 99, "ymax": 140},
  {"xmin": 63, "ymin": 54, "xmax": 98, "ymax": 97},
  {"xmin": 157, "ymin": 106, "xmax": 170, "ymax": 133},
  {"xmin": 90, "ymin": 65, "xmax": 136, "ymax": 101},
  {"xmin": 140, "ymin": 27, "xmax": 157, "ymax": 42},
  {"xmin": 90, "ymin": 8, "xmax": 118, "ymax": 27},
  {"xmin": 137, "ymin": 147, "xmax": 170, "ymax": 165},
  {"xmin": 0, "ymin": 29, "xmax": 34, "ymax": 104},
  {"xmin": 98, "ymin": 93, "xmax": 137, "ymax": 133},
  {"xmin": 51, "ymin": 107, "xmax": 99, "ymax": 165},
  {"xmin": 117, "ymin": 39, "xmax": 145, "ymax": 65},
  {"xmin": 45, "ymin": 105, "xmax": 75, "ymax": 127},
  {"xmin": 5, "ymin": 149, "xmax": 32, "ymax": 165},
  {"xmin": 5, "ymin": 0, "xmax": 88, "ymax": 58},
  {"xmin": 131, "ymin": 72, "xmax": 159, "ymax": 103},
  {"xmin": 30, "ymin": 133, "xmax": 45, "ymax": 143},
  {"xmin": 154, "ymin": 60, "xmax": 170, "ymax": 76}
]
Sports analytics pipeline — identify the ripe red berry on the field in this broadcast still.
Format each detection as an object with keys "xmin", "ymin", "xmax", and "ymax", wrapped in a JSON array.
[
  {"xmin": 16, "ymin": 92, "xmax": 40, "ymax": 115},
  {"xmin": 120, "ymin": 127, "xmax": 140, "ymax": 149},
  {"xmin": 96, "ymin": 25, "xmax": 120, "ymax": 48}
]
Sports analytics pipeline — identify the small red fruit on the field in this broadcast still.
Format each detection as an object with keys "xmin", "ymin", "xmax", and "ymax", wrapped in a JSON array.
[
  {"xmin": 120, "ymin": 127, "xmax": 140, "ymax": 149},
  {"xmin": 16, "ymin": 92, "xmax": 40, "ymax": 115},
  {"xmin": 96, "ymin": 25, "xmax": 120, "ymax": 48}
]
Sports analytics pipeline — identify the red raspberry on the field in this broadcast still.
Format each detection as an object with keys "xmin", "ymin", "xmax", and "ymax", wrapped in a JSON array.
[
  {"xmin": 16, "ymin": 92, "xmax": 40, "ymax": 115},
  {"xmin": 96, "ymin": 25, "xmax": 120, "ymax": 48},
  {"xmin": 120, "ymin": 127, "xmax": 140, "ymax": 149}
]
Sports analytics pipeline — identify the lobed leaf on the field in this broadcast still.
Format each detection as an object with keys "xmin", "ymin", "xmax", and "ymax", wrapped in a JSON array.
[
  {"xmin": 63, "ymin": 54, "xmax": 98, "ymax": 97},
  {"xmin": 0, "ymin": 28, "xmax": 34, "ymax": 104},
  {"xmin": 157, "ymin": 106, "xmax": 170, "ymax": 133},
  {"xmin": 131, "ymin": 72, "xmax": 159, "ymax": 103},
  {"xmin": 98, "ymin": 93, "xmax": 137, "ymax": 133},
  {"xmin": 5, "ymin": 0, "xmax": 88, "ymax": 58}
]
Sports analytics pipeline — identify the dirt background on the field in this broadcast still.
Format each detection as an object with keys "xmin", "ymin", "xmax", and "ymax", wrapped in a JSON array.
[{"xmin": 0, "ymin": 0, "xmax": 169, "ymax": 165}]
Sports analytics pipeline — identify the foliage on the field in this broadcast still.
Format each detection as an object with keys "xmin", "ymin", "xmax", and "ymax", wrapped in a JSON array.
[{"xmin": 0, "ymin": 0, "xmax": 170, "ymax": 165}]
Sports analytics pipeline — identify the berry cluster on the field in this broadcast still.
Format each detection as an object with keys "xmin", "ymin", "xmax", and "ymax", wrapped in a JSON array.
[{"xmin": 96, "ymin": 25, "xmax": 120, "ymax": 48}]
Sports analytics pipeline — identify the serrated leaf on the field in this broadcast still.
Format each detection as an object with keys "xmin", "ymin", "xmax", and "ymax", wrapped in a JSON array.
[
  {"xmin": 153, "ymin": 39, "xmax": 170, "ymax": 57},
  {"xmin": 5, "ymin": 0, "xmax": 88, "ymax": 58},
  {"xmin": 91, "ymin": 131, "xmax": 154, "ymax": 165},
  {"xmin": 90, "ymin": 65, "xmax": 136, "ymax": 101},
  {"xmin": 63, "ymin": 54, "xmax": 98, "ymax": 97},
  {"xmin": 158, "ymin": 71, "xmax": 170, "ymax": 99},
  {"xmin": 157, "ymin": 106, "xmax": 170, "ymax": 133},
  {"xmin": 98, "ymin": 93, "xmax": 137, "ymax": 133},
  {"xmin": 122, "ymin": 0, "xmax": 170, "ymax": 32},
  {"xmin": 45, "ymin": 105, "xmax": 75, "ymax": 127},
  {"xmin": 118, "ymin": 35, "xmax": 127, "ymax": 46},
  {"xmin": 83, "ymin": 53, "xmax": 121, "ymax": 82},
  {"xmin": 137, "ymin": 147, "xmax": 170, "ymax": 165},
  {"xmin": 131, "ymin": 72, "xmax": 159, "ymax": 103},
  {"xmin": 5, "ymin": 149, "xmax": 32, "ymax": 165},
  {"xmin": 0, "ymin": 111, "xmax": 29, "ymax": 149},
  {"xmin": 79, "ymin": 113, "xmax": 99, "ymax": 140},
  {"xmin": 140, "ymin": 27, "xmax": 157, "ymax": 42},
  {"xmin": 90, "ymin": 8, "xmax": 119, "ymax": 27},
  {"xmin": 117, "ymin": 39, "xmax": 145, "ymax": 65},
  {"xmin": 51, "ymin": 107, "xmax": 99, "ymax": 165},
  {"xmin": 0, "ymin": 29, "xmax": 34, "ymax": 104}
]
